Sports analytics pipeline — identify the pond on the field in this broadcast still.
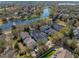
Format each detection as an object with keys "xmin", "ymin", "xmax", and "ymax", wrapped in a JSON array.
[{"xmin": 0, "ymin": 7, "xmax": 50, "ymax": 30}]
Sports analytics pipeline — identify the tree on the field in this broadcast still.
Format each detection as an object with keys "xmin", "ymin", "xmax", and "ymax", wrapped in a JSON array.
[
  {"xmin": 74, "ymin": 54, "xmax": 79, "ymax": 58},
  {"xmin": 48, "ymin": 36, "xmax": 53, "ymax": 41},
  {"xmin": 0, "ymin": 40, "xmax": 6, "ymax": 54},
  {"xmin": 0, "ymin": 40, "xmax": 6, "ymax": 48},
  {"xmin": 74, "ymin": 47, "xmax": 79, "ymax": 58},
  {"xmin": 68, "ymin": 28, "xmax": 74, "ymax": 39},
  {"xmin": 11, "ymin": 25, "xmax": 19, "ymax": 40},
  {"xmin": 0, "ymin": 48, "xmax": 4, "ymax": 54},
  {"xmin": 65, "ymin": 39, "xmax": 77, "ymax": 50},
  {"xmin": 74, "ymin": 47, "xmax": 79, "ymax": 55},
  {"xmin": 71, "ymin": 40, "xmax": 77, "ymax": 49},
  {"xmin": 16, "ymin": 45, "xmax": 32, "ymax": 58},
  {"xmin": 37, "ymin": 40, "xmax": 47, "ymax": 54},
  {"xmin": 24, "ymin": 27, "xmax": 30, "ymax": 32},
  {"xmin": 12, "ymin": 29, "xmax": 18, "ymax": 40},
  {"xmin": 16, "ymin": 52, "xmax": 32, "ymax": 58},
  {"xmin": 12, "ymin": 25, "xmax": 16, "ymax": 30},
  {"xmin": 36, "ymin": 24, "xmax": 40, "ymax": 30},
  {"xmin": 49, "ymin": 31, "xmax": 64, "ymax": 44},
  {"xmin": 12, "ymin": 40, "xmax": 19, "ymax": 49},
  {"xmin": 60, "ymin": 26, "xmax": 70, "ymax": 35},
  {"xmin": 0, "ymin": 28, "xmax": 2, "ymax": 35},
  {"xmin": 49, "ymin": 5, "xmax": 58, "ymax": 18}
]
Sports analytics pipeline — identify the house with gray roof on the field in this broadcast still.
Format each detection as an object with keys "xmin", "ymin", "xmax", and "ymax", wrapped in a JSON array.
[
  {"xmin": 73, "ymin": 27, "xmax": 79, "ymax": 39},
  {"xmin": 51, "ymin": 23, "xmax": 64, "ymax": 31},
  {"xmin": 40, "ymin": 25, "xmax": 57, "ymax": 35},
  {"xmin": 30, "ymin": 30, "xmax": 48, "ymax": 43},
  {"xmin": 20, "ymin": 32, "xmax": 37, "ymax": 49}
]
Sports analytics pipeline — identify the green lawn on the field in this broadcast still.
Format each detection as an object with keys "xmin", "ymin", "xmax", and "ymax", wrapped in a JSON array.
[{"xmin": 43, "ymin": 50, "xmax": 56, "ymax": 58}]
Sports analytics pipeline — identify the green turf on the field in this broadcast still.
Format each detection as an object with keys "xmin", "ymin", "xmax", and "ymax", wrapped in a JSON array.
[{"xmin": 43, "ymin": 50, "xmax": 56, "ymax": 58}]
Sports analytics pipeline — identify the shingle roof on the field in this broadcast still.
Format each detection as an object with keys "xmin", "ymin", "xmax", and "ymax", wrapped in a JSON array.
[
  {"xmin": 40, "ymin": 25, "xmax": 56, "ymax": 35},
  {"xmin": 52, "ymin": 23, "xmax": 64, "ymax": 31},
  {"xmin": 20, "ymin": 32, "xmax": 37, "ymax": 49},
  {"xmin": 73, "ymin": 27, "xmax": 79, "ymax": 39},
  {"xmin": 30, "ymin": 30, "xmax": 48, "ymax": 42}
]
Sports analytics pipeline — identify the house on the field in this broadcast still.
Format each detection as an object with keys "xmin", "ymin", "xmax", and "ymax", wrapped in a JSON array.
[
  {"xmin": 40, "ymin": 25, "xmax": 51, "ymax": 31},
  {"xmin": 52, "ymin": 14, "xmax": 59, "ymax": 21},
  {"xmin": 31, "ymin": 51, "xmax": 37, "ymax": 57},
  {"xmin": 30, "ymin": 30, "xmax": 48, "ymax": 43},
  {"xmin": 20, "ymin": 32, "xmax": 37, "ymax": 49},
  {"xmin": 73, "ymin": 27, "xmax": 79, "ymax": 39},
  {"xmin": 51, "ymin": 23, "xmax": 64, "ymax": 31},
  {"xmin": 3, "ymin": 29, "xmax": 12, "ymax": 34},
  {"xmin": 18, "ymin": 42, "xmax": 27, "ymax": 54},
  {"xmin": 45, "ymin": 41, "xmax": 55, "ymax": 48},
  {"xmin": 5, "ymin": 33, "xmax": 13, "ymax": 41},
  {"xmin": 42, "ymin": 28, "xmax": 56, "ymax": 35},
  {"xmin": 40, "ymin": 25, "xmax": 57, "ymax": 35},
  {"xmin": 3, "ymin": 30, "xmax": 13, "ymax": 41},
  {"xmin": 0, "ymin": 33, "xmax": 6, "ymax": 40}
]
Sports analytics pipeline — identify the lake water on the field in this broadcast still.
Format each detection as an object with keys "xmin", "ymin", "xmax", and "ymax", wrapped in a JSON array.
[{"xmin": 0, "ymin": 8, "xmax": 49, "ymax": 30}]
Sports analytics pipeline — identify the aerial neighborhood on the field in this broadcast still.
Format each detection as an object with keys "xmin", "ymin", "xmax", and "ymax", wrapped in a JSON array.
[{"xmin": 0, "ymin": 1, "xmax": 79, "ymax": 58}]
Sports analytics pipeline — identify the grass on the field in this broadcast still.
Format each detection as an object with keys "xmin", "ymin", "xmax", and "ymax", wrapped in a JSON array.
[
  {"xmin": 57, "ymin": 20, "xmax": 66, "ymax": 26},
  {"xmin": 43, "ymin": 50, "xmax": 56, "ymax": 58}
]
